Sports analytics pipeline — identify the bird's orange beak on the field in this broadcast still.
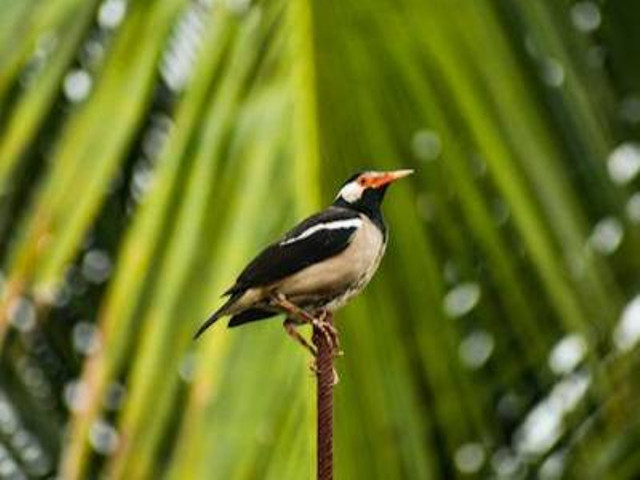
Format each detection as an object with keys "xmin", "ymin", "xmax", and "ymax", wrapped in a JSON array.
[{"xmin": 364, "ymin": 169, "xmax": 414, "ymax": 189}]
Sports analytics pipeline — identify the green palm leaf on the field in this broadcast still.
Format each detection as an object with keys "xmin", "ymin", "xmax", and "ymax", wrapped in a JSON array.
[{"xmin": 1, "ymin": 0, "xmax": 640, "ymax": 479}]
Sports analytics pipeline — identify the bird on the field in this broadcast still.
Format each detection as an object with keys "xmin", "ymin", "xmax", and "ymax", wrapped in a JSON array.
[{"xmin": 194, "ymin": 169, "xmax": 414, "ymax": 354}]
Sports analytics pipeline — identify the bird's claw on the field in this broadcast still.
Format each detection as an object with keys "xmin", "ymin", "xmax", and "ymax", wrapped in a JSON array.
[
  {"xmin": 329, "ymin": 367, "xmax": 340, "ymax": 385},
  {"xmin": 312, "ymin": 315, "xmax": 344, "ymax": 358},
  {"xmin": 308, "ymin": 359, "xmax": 319, "ymax": 375},
  {"xmin": 308, "ymin": 360, "xmax": 339, "ymax": 385},
  {"xmin": 312, "ymin": 313, "xmax": 342, "ymax": 358}
]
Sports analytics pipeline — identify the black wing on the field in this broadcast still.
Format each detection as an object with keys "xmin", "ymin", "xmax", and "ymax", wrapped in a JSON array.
[{"xmin": 226, "ymin": 207, "xmax": 361, "ymax": 295}]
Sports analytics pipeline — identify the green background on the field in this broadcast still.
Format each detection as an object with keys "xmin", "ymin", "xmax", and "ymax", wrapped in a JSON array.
[{"xmin": 1, "ymin": 0, "xmax": 640, "ymax": 478}]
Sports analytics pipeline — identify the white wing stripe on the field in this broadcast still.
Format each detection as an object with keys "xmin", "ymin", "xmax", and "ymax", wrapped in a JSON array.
[{"xmin": 280, "ymin": 218, "xmax": 362, "ymax": 245}]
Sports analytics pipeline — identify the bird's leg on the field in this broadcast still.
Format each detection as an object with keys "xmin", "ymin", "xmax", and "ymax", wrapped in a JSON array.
[
  {"xmin": 270, "ymin": 293, "xmax": 337, "ymax": 353},
  {"xmin": 271, "ymin": 294, "xmax": 341, "ymax": 383},
  {"xmin": 270, "ymin": 293, "xmax": 316, "ymax": 323},
  {"xmin": 283, "ymin": 318, "xmax": 317, "ymax": 356}
]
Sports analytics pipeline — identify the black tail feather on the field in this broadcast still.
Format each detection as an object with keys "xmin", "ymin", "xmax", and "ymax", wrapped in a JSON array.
[
  {"xmin": 193, "ymin": 293, "xmax": 240, "ymax": 339},
  {"xmin": 193, "ymin": 310, "xmax": 223, "ymax": 339},
  {"xmin": 228, "ymin": 308, "xmax": 276, "ymax": 327}
]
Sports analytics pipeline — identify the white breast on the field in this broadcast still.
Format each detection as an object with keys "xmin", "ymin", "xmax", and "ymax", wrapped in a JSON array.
[
  {"xmin": 275, "ymin": 214, "xmax": 386, "ymax": 310},
  {"xmin": 342, "ymin": 216, "xmax": 386, "ymax": 288}
]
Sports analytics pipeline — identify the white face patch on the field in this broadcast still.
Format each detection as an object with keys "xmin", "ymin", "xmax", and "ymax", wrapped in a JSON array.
[
  {"xmin": 336, "ymin": 179, "xmax": 365, "ymax": 203},
  {"xmin": 280, "ymin": 218, "xmax": 362, "ymax": 245}
]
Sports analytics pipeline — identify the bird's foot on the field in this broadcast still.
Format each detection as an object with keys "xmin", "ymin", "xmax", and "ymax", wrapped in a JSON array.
[{"xmin": 313, "ymin": 311, "xmax": 342, "ymax": 359}]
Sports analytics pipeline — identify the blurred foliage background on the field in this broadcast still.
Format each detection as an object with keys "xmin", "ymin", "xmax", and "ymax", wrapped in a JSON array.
[{"xmin": 1, "ymin": 0, "xmax": 640, "ymax": 478}]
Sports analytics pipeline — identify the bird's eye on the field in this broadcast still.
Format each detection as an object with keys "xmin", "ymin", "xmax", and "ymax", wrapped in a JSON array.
[{"xmin": 357, "ymin": 177, "xmax": 367, "ymax": 187}]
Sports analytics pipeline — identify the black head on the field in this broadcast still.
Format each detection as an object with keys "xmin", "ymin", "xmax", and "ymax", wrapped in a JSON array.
[{"xmin": 332, "ymin": 170, "xmax": 414, "ymax": 220}]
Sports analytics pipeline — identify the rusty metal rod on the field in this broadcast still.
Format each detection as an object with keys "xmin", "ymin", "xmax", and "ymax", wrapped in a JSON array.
[{"xmin": 312, "ymin": 312, "xmax": 334, "ymax": 480}]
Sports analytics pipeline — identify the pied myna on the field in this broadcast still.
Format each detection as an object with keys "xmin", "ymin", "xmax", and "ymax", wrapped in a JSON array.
[{"xmin": 194, "ymin": 169, "xmax": 413, "ymax": 353}]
